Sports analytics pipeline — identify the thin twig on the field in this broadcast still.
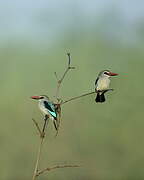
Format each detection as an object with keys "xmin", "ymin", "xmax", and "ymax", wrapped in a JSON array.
[
  {"xmin": 32, "ymin": 118, "xmax": 42, "ymax": 137},
  {"xmin": 61, "ymin": 91, "xmax": 96, "ymax": 105},
  {"xmin": 32, "ymin": 119, "xmax": 48, "ymax": 180},
  {"xmin": 59, "ymin": 53, "xmax": 75, "ymax": 83},
  {"xmin": 54, "ymin": 72, "xmax": 58, "ymax": 81},
  {"xmin": 55, "ymin": 53, "xmax": 75, "ymax": 101},
  {"xmin": 61, "ymin": 89, "xmax": 114, "ymax": 105},
  {"xmin": 32, "ymin": 137, "xmax": 44, "ymax": 180},
  {"xmin": 36, "ymin": 164, "xmax": 80, "ymax": 177}
]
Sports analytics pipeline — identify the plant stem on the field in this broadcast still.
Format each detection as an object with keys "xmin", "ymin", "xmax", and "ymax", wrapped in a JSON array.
[
  {"xmin": 36, "ymin": 164, "xmax": 80, "ymax": 177},
  {"xmin": 61, "ymin": 89, "xmax": 114, "ymax": 105},
  {"xmin": 32, "ymin": 137, "xmax": 44, "ymax": 180},
  {"xmin": 55, "ymin": 53, "xmax": 75, "ymax": 101},
  {"xmin": 61, "ymin": 91, "xmax": 96, "ymax": 105}
]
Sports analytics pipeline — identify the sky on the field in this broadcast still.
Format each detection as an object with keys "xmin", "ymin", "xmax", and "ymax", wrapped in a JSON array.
[{"xmin": 0, "ymin": 0, "xmax": 144, "ymax": 44}]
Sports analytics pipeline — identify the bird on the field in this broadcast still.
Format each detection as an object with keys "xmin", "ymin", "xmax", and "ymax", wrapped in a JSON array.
[
  {"xmin": 95, "ymin": 70, "xmax": 118, "ymax": 103},
  {"xmin": 31, "ymin": 95, "xmax": 58, "ymax": 132}
]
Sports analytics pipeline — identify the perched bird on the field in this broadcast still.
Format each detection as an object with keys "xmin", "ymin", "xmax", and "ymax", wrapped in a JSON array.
[
  {"xmin": 95, "ymin": 70, "xmax": 118, "ymax": 103},
  {"xmin": 31, "ymin": 95, "xmax": 58, "ymax": 132}
]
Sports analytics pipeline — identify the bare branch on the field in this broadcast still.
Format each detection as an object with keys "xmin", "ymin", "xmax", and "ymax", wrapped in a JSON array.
[
  {"xmin": 61, "ymin": 89, "xmax": 114, "ymax": 105},
  {"xmin": 32, "ymin": 53, "xmax": 81, "ymax": 180},
  {"xmin": 32, "ymin": 118, "xmax": 48, "ymax": 180},
  {"xmin": 55, "ymin": 53, "xmax": 75, "ymax": 101},
  {"xmin": 67, "ymin": 53, "xmax": 71, "ymax": 66},
  {"xmin": 54, "ymin": 72, "xmax": 58, "ymax": 81},
  {"xmin": 61, "ymin": 91, "xmax": 96, "ymax": 105},
  {"xmin": 32, "ymin": 138, "xmax": 44, "ymax": 180},
  {"xmin": 102, "ymin": 88, "xmax": 114, "ymax": 93},
  {"xmin": 32, "ymin": 118, "xmax": 42, "ymax": 137},
  {"xmin": 36, "ymin": 164, "xmax": 80, "ymax": 177},
  {"xmin": 54, "ymin": 104, "xmax": 61, "ymax": 137}
]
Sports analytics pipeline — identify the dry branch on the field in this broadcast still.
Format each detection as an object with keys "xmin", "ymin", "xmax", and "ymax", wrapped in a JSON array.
[
  {"xmin": 55, "ymin": 53, "xmax": 75, "ymax": 102},
  {"xmin": 61, "ymin": 89, "xmax": 114, "ymax": 105},
  {"xmin": 31, "ymin": 53, "xmax": 87, "ymax": 180},
  {"xmin": 54, "ymin": 103, "xmax": 62, "ymax": 137},
  {"xmin": 32, "ymin": 119, "xmax": 48, "ymax": 180},
  {"xmin": 32, "ymin": 118, "xmax": 42, "ymax": 137},
  {"xmin": 32, "ymin": 138, "xmax": 44, "ymax": 180},
  {"xmin": 36, "ymin": 164, "xmax": 80, "ymax": 177},
  {"xmin": 61, "ymin": 91, "xmax": 96, "ymax": 105}
]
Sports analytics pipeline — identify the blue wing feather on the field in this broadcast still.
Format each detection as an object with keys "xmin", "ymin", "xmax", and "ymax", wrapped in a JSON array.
[{"xmin": 43, "ymin": 101, "xmax": 57, "ymax": 118}]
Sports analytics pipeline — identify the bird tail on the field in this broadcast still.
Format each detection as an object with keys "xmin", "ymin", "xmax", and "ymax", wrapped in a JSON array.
[{"xmin": 95, "ymin": 92, "xmax": 105, "ymax": 103}]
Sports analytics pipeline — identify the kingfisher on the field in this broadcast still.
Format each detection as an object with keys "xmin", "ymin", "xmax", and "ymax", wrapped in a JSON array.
[
  {"xmin": 31, "ymin": 95, "xmax": 58, "ymax": 132},
  {"xmin": 95, "ymin": 70, "xmax": 118, "ymax": 103}
]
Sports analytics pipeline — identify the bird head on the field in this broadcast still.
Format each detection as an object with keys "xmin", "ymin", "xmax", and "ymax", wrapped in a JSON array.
[
  {"xmin": 100, "ymin": 70, "xmax": 118, "ymax": 78},
  {"xmin": 31, "ymin": 95, "xmax": 49, "ymax": 101}
]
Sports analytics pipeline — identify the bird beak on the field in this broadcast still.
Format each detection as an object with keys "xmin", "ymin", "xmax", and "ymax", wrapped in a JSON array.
[
  {"xmin": 31, "ymin": 96, "xmax": 41, "ymax": 100},
  {"xmin": 108, "ymin": 72, "xmax": 118, "ymax": 76}
]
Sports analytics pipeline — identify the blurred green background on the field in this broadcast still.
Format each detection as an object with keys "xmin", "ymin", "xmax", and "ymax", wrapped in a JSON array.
[{"xmin": 0, "ymin": 0, "xmax": 144, "ymax": 179}]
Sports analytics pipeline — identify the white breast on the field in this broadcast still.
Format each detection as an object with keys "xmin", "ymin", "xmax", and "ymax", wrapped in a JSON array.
[
  {"xmin": 96, "ymin": 77, "xmax": 110, "ymax": 91},
  {"xmin": 38, "ymin": 100, "xmax": 49, "ymax": 115}
]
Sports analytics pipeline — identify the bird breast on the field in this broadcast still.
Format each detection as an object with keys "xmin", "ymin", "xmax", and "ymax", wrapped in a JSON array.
[
  {"xmin": 96, "ymin": 78, "xmax": 110, "ymax": 91},
  {"xmin": 38, "ymin": 101, "xmax": 49, "ymax": 115}
]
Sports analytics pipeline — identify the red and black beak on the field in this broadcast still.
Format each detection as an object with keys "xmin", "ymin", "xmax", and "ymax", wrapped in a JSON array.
[
  {"xmin": 31, "ymin": 96, "xmax": 41, "ymax": 100},
  {"xmin": 108, "ymin": 72, "xmax": 118, "ymax": 76}
]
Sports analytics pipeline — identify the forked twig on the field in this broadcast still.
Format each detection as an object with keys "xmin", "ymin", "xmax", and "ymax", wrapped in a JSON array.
[
  {"xmin": 36, "ymin": 164, "xmax": 80, "ymax": 177},
  {"xmin": 32, "ymin": 116, "xmax": 79, "ymax": 180},
  {"xmin": 55, "ymin": 53, "xmax": 75, "ymax": 101},
  {"xmin": 32, "ymin": 118, "xmax": 42, "ymax": 137},
  {"xmin": 32, "ymin": 119, "xmax": 48, "ymax": 180}
]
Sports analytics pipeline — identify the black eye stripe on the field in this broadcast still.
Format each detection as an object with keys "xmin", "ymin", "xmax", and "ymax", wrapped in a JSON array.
[{"xmin": 104, "ymin": 72, "xmax": 109, "ymax": 75}]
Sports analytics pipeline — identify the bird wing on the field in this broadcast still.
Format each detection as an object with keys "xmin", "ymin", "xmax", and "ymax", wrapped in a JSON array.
[
  {"xmin": 43, "ymin": 101, "xmax": 57, "ymax": 119},
  {"xmin": 95, "ymin": 77, "xmax": 99, "ymax": 86},
  {"xmin": 95, "ymin": 77, "xmax": 100, "ymax": 91}
]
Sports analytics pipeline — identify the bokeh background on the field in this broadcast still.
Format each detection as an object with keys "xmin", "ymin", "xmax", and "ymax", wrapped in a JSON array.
[{"xmin": 0, "ymin": 0, "xmax": 144, "ymax": 179}]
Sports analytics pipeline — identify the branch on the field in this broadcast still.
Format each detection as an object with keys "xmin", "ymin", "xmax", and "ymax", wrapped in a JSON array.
[
  {"xmin": 32, "ymin": 138, "xmax": 44, "ymax": 180},
  {"xmin": 61, "ymin": 91, "xmax": 96, "ymax": 105},
  {"xmin": 31, "ymin": 53, "xmax": 80, "ymax": 180},
  {"xmin": 54, "ymin": 104, "xmax": 61, "ymax": 137},
  {"xmin": 36, "ymin": 164, "xmax": 80, "ymax": 177},
  {"xmin": 55, "ymin": 53, "xmax": 75, "ymax": 102},
  {"xmin": 32, "ymin": 118, "xmax": 42, "ymax": 137},
  {"xmin": 32, "ymin": 118, "xmax": 48, "ymax": 180},
  {"xmin": 61, "ymin": 89, "xmax": 114, "ymax": 105}
]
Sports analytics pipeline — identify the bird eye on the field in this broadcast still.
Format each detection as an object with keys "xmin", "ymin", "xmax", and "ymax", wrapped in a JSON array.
[{"xmin": 104, "ymin": 72, "xmax": 109, "ymax": 75}]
